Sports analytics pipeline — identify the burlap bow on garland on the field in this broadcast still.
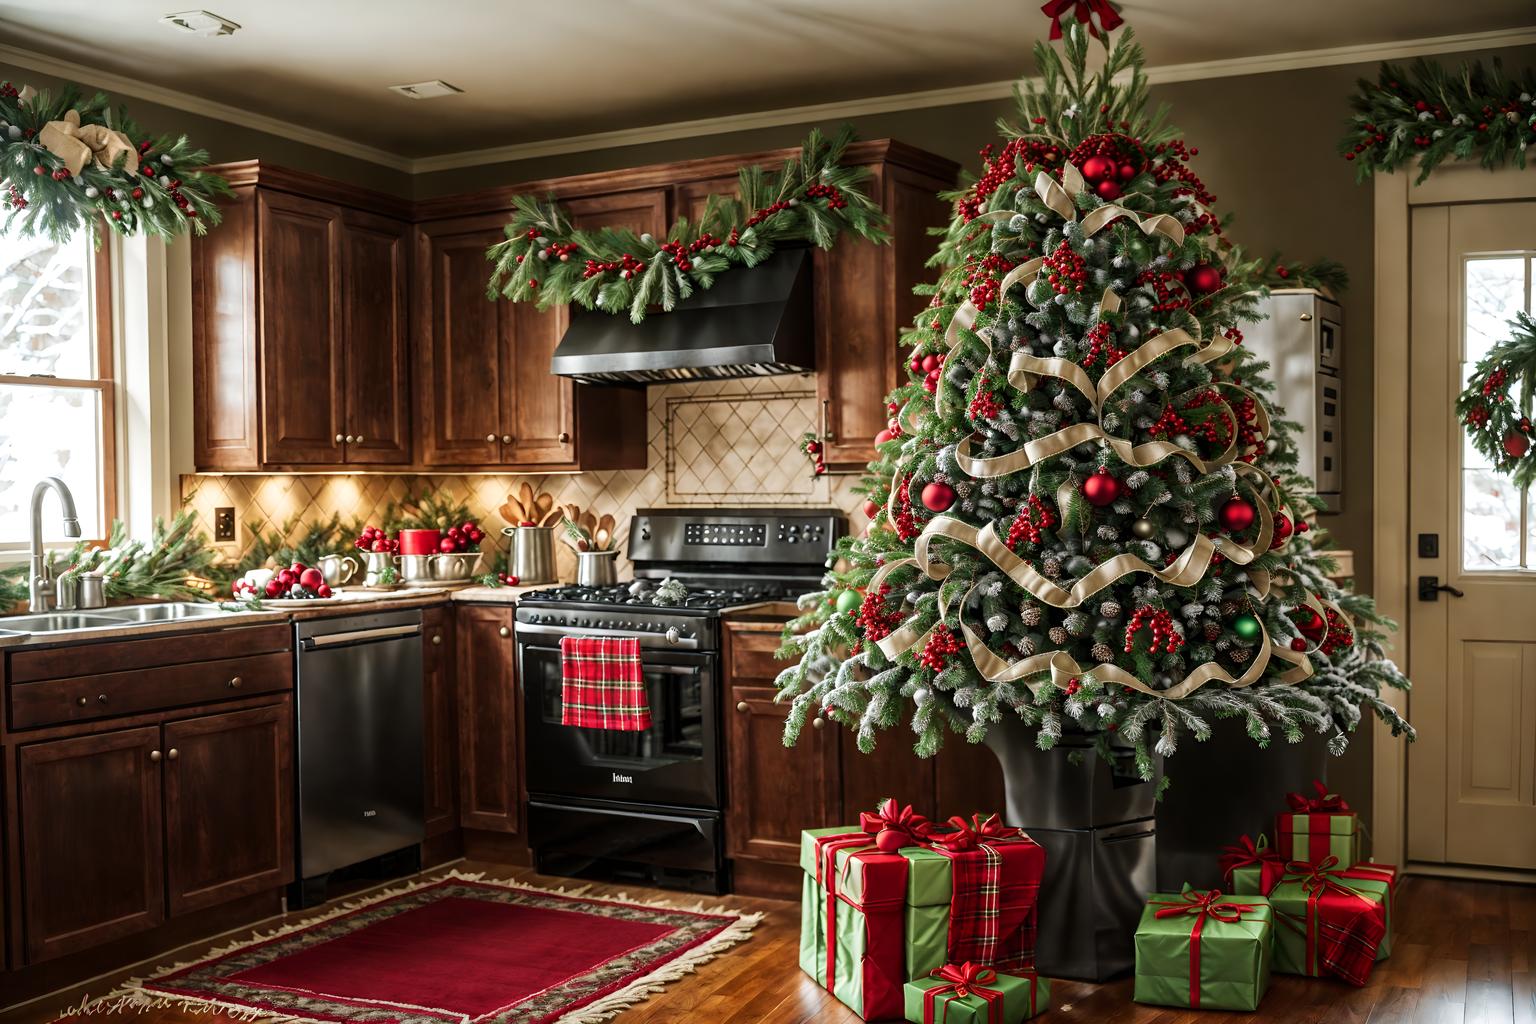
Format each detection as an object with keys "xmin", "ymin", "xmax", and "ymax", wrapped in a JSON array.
[{"xmin": 1, "ymin": 81, "xmax": 230, "ymax": 242}]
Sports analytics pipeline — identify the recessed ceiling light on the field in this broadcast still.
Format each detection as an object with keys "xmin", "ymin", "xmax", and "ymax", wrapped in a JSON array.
[
  {"xmin": 160, "ymin": 10, "xmax": 241, "ymax": 36},
  {"xmin": 388, "ymin": 80, "xmax": 465, "ymax": 100}
]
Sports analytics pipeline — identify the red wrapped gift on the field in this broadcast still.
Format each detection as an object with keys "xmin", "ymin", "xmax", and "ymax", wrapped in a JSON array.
[
  {"xmin": 926, "ymin": 814, "xmax": 1046, "ymax": 971},
  {"xmin": 1219, "ymin": 833, "xmax": 1288, "ymax": 895},
  {"xmin": 1271, "ymin": 857, "xmax": 1388, "ymax": 985}
]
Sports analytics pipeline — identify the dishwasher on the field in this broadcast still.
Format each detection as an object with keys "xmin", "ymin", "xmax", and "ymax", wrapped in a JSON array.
[{"xmin": 293, "ymin": 609, "xmax": 424, "ymax": 906}]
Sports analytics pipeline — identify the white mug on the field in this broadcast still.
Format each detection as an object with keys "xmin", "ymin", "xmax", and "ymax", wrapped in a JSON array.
[{"xmin": 243, "ymin": 568, "xmax": 275, "ymax": 590}]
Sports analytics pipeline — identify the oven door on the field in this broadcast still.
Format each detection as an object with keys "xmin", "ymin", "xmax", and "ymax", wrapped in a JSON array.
[{"xmin": 519, "ymin": 640, "xmax": 719, "ymax": 808}]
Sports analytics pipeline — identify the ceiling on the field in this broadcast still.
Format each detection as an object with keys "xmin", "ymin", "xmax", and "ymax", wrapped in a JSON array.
[{"xmin": 1, "ymin": 0, "xmax": 1533, "ymax": 167}]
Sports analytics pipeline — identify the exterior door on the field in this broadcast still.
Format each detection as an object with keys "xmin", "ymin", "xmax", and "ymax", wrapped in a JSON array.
[
  {"xmin": 340, "ymin": 209, "xmax": 412, "ymax": 464},
  {"xmin": 18, "ymin": 727, "xmax": 165, "ymax": 962},
  {"xmin": 1407, "ymin": 198, "xmax": 1536, "ymax": 870},
  {"xmin": 163, "ymin": 702, "xmax": 294, "ymax": 915}
]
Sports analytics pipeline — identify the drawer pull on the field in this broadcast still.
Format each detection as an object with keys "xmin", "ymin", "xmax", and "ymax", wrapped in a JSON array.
[
  {"xmin": 431, "ymin": 634, "xmax": 443, "ymax": 645},
  {"xmin": 735, "ymin": 701, "xmax": 749, "ymax": 713},
  {"xmin": 97, "ymin": 693, "xmax": 108, "ymax": 704},
  {"xmin": 77, "ymin": 696, "xmax": 87, "ymax": 707},
  {"xmin": 228, "ymin": 676, "xmax": 242, "ymax": 689},
  {"xmin": 167, "ymin": 748, "xmax": 179, "ymax": 761},
  {"xmin": 558, "ymin": 431, "xmax": 570, "ymax": 444},
  {"xmin": 149, "ymin": 749, "xmax": 162, "ymax": 763},
  {"xmin": 498, "ymin": 626, "xmax": 511, "ymax": 638}
]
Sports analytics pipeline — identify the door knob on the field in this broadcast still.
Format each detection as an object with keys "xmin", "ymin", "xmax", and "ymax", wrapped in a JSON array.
[
  {"xmin": 167, "ymin": 748, "xmax": 179, "ymax": 761},
  {"xmin": 558, "ymin": 431, "xmax": 570, "ymax": 444},
  {"xmin": 1417, "ymin": 576, "xmax": 1465, "ymax": 601},
  {"xmin": 149, "ymin": 749, "xmax": 162, "ymax": 762},
  {"xmin": 486, "ymin": 433, "xmax": 497, "ymax": 443},
  {"xmin": 736, "ymin": 701, "xmax": 749, "ymax": 713},
  {"xmin": 498, "ymin": 626, "xmax": 511, "ymax": 638}
]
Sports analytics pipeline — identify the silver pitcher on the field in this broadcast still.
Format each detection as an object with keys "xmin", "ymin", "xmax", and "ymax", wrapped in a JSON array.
[
  {"xmin": 504, "ymin": 525, "xmax": 556, "ymax": 584},
  {"xmin": 317, "ymin": 553, "xmax": 359, "ymax": 586},
  {"xmin": 575, "ymin": 549, "xmax": 619, "ymax": 588},
  {"xmin": 362, "ymin": 550, "xmax": 398, "ymax": 587},
  {"xmin": 397, "ymin": 554, "xmax": 435, "ymax": 584}
]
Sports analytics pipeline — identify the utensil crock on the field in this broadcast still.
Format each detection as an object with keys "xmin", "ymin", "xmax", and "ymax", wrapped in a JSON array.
[
  {"xmin": 504, "ymin": 525, "xmax": 556, "ymax": 585},
  {"xmin": 575, "ymin": 549, "xmax": 619, "ymax": 588}
]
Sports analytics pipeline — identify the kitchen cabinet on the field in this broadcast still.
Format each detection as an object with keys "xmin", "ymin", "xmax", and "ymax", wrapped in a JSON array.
[
  {"xmin": 454, "ymin": 605, "xmax": 520, "ymax": 833},
  {"xmin": 422, "ymin": 606, "xmax": 458, "ymax": 837},
  {"xmin": 192, "ymin": 163, "xmax": 411, "ymax": 470}
]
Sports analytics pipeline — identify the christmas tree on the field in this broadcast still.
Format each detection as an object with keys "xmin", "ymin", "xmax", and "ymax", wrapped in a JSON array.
[{"xmin": 776, "ymin": 24, "xmax": 1413, "ymax": 776}]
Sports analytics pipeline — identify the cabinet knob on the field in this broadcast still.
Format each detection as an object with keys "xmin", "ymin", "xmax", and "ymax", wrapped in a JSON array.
[
  {"xmin": 735, "ymin": 701, "xmax": 749, "ymax": 713},
  {"xmin": 501, "ymin": 434, "xmax": 513, "ymax": 444},
  {"xmin": 558, "ymin": 431, "xmax": 570, "ymax": 444},
  {"xmin": 97, "ymin": 693, "xmax": 108, "ymax": 704},
  {"xmin": 77, "ymin": 696, "xmax": 88, "ymax": 707},
  {"xmin": 811, "ymin": 716, "xmax": 826, "ymax": 730},
  {"xmin": 167, "ymin": 748, "xmax": 179, "ymax": 761},
  {"xmin": 498, "ymin": 626, "xmax": 511, "ymax": 638},
  {"xmin": 344, "ymin": 435, "xmax": 356, "ymax": 444},
  {"xmin": 228, "ymin": 676, "xmax": 242, "ymax": 689},
  {"xmin": 149, "ymin": 749, "xmax": 162, "ymax": 762},
  {"xmin": 335, "ymin": 434, "xmax": 344, "ymax": 444},
  {"xmin": 486, "ymin": 433, "xmax": 498, "ymax": 443},
  {"xmin": 431, "ymin": 633, "xmax": 443, "ymax": 645},
  {"xmin": 355, "ymin": 435, "xmax": 365, "ymax": 445}
]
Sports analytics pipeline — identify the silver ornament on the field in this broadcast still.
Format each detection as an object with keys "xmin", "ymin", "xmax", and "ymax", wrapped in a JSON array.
[
  {"xmin": 639, "ymin": 233, "xmax": 654, "ymax": 245},
  {"xmin": 159, "ymin": 175, "xmax": 171, "ymax": 187},
  {"xmin": 1131, "ymin": 518, "xmax": 1155, "ymax": 539},
  {"xmin": 84, "ymin": 186, "xmax": 100, "ymax": 199},
  {"xmin": 141, "ymin": 197, "xmax": 154, "ymax": 209},
  {"xmin": 6, "ymin": 125, "xmax": 19, "ymax": 140},
  {"xmin": 160, "ymin": 154, "xmax": 174, "ymax": 165},
  {"xmin": 913, "ymin": 686, "xmax": 931, "ymax": 705}
]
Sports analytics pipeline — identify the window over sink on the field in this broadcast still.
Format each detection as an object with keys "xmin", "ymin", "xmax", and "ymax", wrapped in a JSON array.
[{"xmin": 0, "ymin": 227, "xmax": 115, "ymax": 545}]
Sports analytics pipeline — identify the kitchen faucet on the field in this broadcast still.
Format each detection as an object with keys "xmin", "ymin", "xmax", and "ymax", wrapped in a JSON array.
[{"xmin": 29, "ymin": 477, "xmax": 82, "ymax": 612}]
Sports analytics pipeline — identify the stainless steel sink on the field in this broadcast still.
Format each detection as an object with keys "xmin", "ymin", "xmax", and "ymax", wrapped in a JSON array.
[
  {"xmin": 92, "ymin": 602, "xmax": 225, "ymax": 623},
  {"xmin": 0, "ymin": 602, "xmax": 227, "ymax": 634},
  {"xmin": 1, "ymin": 612, "xmax": 124, "ymax": 632}
]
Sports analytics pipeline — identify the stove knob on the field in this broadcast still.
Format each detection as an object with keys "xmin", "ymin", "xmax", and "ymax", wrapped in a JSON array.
[{"xmin": 665, "ymin": 627, "xmax": 681, "ymax": 645}]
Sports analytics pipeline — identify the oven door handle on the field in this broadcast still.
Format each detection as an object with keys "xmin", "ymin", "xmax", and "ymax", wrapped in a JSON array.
[{"xmin": 515, "ymin": 622, "xmax": 701, "ymax": 650}]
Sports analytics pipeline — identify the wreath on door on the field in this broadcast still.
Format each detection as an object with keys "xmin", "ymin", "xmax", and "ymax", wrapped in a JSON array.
[{"xmin": 1457, "ymin": 310, "xmax": 1536, "ymax": 487}]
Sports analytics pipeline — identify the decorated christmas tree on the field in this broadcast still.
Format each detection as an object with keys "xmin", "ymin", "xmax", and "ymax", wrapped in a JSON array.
[{"xmin": 776, "ymin": 23, "xmax": 1413, "ymax": 776}]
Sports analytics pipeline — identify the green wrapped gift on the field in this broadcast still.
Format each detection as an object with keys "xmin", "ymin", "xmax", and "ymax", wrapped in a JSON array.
[
  {"xmin": 1276, "ymin": 780, "xmax": 1361, "ymax": 865},
  {"xmin": 1133, "ymin": 889, "xmax": 1273, "ymax": 1011},
  {"xmin": 1219, "ymin": 833, "xmax": 1287, "ymax": 896},
  {"xmin": 903, "ymin": 964, "xmax": 1049, "ymax": 1023},
  {"xmin": 1268, "ymin": 861, "xmax": 1387, "ymax": 986}
]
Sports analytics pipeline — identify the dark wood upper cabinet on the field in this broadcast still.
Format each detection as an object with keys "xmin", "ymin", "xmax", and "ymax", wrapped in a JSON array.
[
  {"xmin": 454, "ymin": 605, "xmax": 520, "ymax": 834},
  {"xmin": 422, "ymin": 606, "xmax": 458, "ymax": 838},
  {"xmin": 17, "ymin": 726, "xmax": 166, "ymax": 963},
  {"xmin": 340, "ymin": 208, "xmax": 412, "ymax": 464}
]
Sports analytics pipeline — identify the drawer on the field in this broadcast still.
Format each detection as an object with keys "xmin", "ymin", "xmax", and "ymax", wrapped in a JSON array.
[
  {"xmin": 9, "ymin": 651, "xmax": 292, "ymax": 730},
  {"xmin": 8, "ymin": 623, "xmax": 291, "ymax": 684},
  {"xmin": 726, "ymin": 625, "xmax": 783, "ymax": 682}
]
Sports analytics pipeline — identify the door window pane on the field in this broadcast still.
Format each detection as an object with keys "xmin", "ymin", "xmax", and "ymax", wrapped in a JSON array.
[
  {"xmin": 0, "ymin": 384, "xmax": 105, "ymax": 542},
  {"xmin": 0, "ymin": 232, "xmax": 96, "ymax": 379}
]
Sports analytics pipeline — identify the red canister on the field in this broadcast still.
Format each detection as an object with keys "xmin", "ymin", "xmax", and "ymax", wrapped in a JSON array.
[{"xmin": 398, "ymin": 528, "xmax": 442, "ymax": 555}]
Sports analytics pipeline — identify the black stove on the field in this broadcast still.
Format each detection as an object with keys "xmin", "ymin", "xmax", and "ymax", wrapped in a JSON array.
[{"xmin": 517, "ymin": 508, "xmax": 844, "ymax": 894}]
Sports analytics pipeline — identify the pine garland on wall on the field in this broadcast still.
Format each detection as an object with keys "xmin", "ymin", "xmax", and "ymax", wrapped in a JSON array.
[{"xmin": 0, "ymin": 81, "xmax": 231, "ymax": 241}]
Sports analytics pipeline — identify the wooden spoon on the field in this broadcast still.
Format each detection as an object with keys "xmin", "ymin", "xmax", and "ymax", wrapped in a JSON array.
[
  {"xmin": 596, "ymin": 514, "xmax": 615, "ymax": 551},
  {"xmin": 499, "ymin": 495, "xmax": 525, "ymax": 525}
]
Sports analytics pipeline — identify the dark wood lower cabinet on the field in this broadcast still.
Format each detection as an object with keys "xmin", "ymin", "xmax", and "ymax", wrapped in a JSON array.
[
  {"xmin": 726, "ymin": 684, "xmax": 839, "ymax": 865},
  {"xmin": 422, "ymin": 606, "xmax": 459, "ymax": 837},
  {"xmin": 455, "ymin": 605, "xmax": 521, "ymax": 834},
  {"xmin": 18, "ymin": 726, "xmax": 166, "ymax": 964},
  {"xmin": 163, "ymin": 702, "xmax": 293, "ymax": 916}
]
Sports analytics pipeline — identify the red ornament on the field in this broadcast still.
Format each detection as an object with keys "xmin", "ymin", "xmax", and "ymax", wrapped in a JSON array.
[
  {"xmin": 1295, "ymin": 608, "xmax": 1326, "ymax": 642},
  {"xmin": 1218, "ymin": 495, "xmax": 1256, "ymax": 532},
  {"xmin": 1290, "ymin": 637, "xmax": 1309, "ymax": 652},
  {"xmin": 1185, "ymin": 264, "xmax": 1224, "ymax": 295},
  {"xmin": 1504, "ymin": 430, "xmax": 1530, "ymax": 459},
  {"xmin": 1082, "ymin": 468, "xmax": 1122, "ymax": 507},
  {"xmin": 1094, "ymin": 179, "xmax": 1122, "ymax": 201},
  {"xmin": 875, "ymin": 428, "xmax": 896, "ymax": 445},
  {"xmin": 863, "ymin": 500, "xmax": 879, "ymax": 519},
  {"xmin": 920, "ymin": 481, "xmax": 956, "ymax": 512},
  {"xmin": 1080, "ymin": 155, "xmax": 1114, "ymax": 183},
  {"xmin": 920, "ymin": 354, "xmax": 941, "ymax": 374},
  {"xmin": 1271, "ymin": 511, "xmax": 1294, "ymax": 549},
  {"xmin": 1118, "ymin": 162, "xmax": 1137, "ymax": 182}
]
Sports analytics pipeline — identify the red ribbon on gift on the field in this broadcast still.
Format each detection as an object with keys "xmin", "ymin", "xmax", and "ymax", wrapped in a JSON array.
[
  {"xmin": 927, "ymin": 813, "xmax": 1023, "ymax": 852},
  {"xmin": 1040, "ymin": 0, "xmax": 1123, "ymax": 40},
  {"xmin": 1277, "ymin": 857, "xmax": 1387, "ymax": 986},
  {"xmin": 1286, "ymin": 779, "xmax": 1351, "ymax": 814},
  {"xmin": 1149, "ymin": 889, "xmax": 1258, "ymax": 1008},
  {"xmin": 860, "ymin": 796, "xmax": 933, "ymax": 853},
  {"xmin": 1218, "ymin": 833, "xmax": 1288, "ymax": 894},
  {"xmin": 921, "ymin": 962, "xmax": 1011, "ymax": 1024}
]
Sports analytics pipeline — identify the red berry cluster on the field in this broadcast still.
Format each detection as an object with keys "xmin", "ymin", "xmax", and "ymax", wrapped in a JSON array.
[
  {"xmin": 963, "ymin": 252, "xmax": 1017, "ymax": 310},
  {"xmin": 892, "ymin": 478, "xmax": 919, "ymax": 541},
  {"xmin": 545, "ymin": 241, "xmax": 579, "ymax": 262},
  {"xmin": 583, "ymin": 253, "xmax": 647, "ymax": 280},
  {"xmin": 1465, "ymin": 403, "xmax": 1490, "ymax": 428},
  {"xmin": 1082, "ymin": 322, "xmax": 1127, "ymax": 368},
  {"xmin": 917, "ymin": 625, "xmax": 964, "ymax": 671},
  {"xmin": 1149, "ymin": 389, "xmax": 1233, "ymax": 445},
  {"xmin": 803, "ymin": 436, "xmax": 827, "ymax": 476},
  {"xmin": 0, "ymin": 81, "xmax": 17, "ymax": 98},
  {"xmin": 968, "ymin": 380, "xmax": 1002, "ymax": 422},
  {"xmin": 744, "ymin": 199, "xmax": 794, "ymax": 228},
  {"xmin": 493, "ymin": 572, "xmax": 521, "ymax": 586},
  {"xmin": 1231, "ymin": 393, "xmax": 1261, "ymax": 463},
  {"xmin": 1069, "ymin": 133, "xmax": 1144, "ymax": 202},
  {"xmin": 1124, "ymin": 606, "xmax": 1184, "ymax": 654},
  {"xmin": 5, "ymin": 183, "xmax": 25, "ymax": 210},
  {"xmin": 805, "ymin": 182, "xmax": 848, "ymax": 209},
  {"xmin": 957, "ymin": 138, "xmax": 1065, "ymax": 222},
  {"xmin": 1006, "ymin": 494, "xmax": 1057, "ymax": 549},
  {"xmin": 909, "ymin": 350, "xmax": 947, "ymax": 393},
  {"xmin": 1042, "ymin": 240, "xmax": 1088, "ymax": 296},
  {"xmin": 1063, "ymin": 676, "xmax": 1082, "ymax": 695},
  {"xmin": 1151, "ymin": 140, "xmax": 1217, "ymax": 210},
  {"xmin": 1222, "ymin": 325, "xmax": 1244, "ymax": 345},
  {"xmin": 1319, "ymin": 606, "xmax": 1354, "ymax": 655},
  {"xmin": 439, "ymin": 520, "xmax": 486, "ymax": 553},
  {"xmin": 856, "ymin": 584, "xmax": 905, "ymax": 643},
  {"xmin": 1136, "ymin": 269, "xmax": 1192, "ymax": 314},
  {"xmin": 354, "ymin": 525, "xmax": 400, "ymax": 554},
  {"xmin": 1482, "ymin": 366, "xmax": 1509, "ymax": 399}
]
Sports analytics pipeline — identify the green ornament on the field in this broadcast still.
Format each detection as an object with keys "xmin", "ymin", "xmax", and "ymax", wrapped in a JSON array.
[
  {"xmin": 835, "ymin": 588, "xmax": 862, "ymax": 614},
  {"xmin": 1232, "ymin": 613, "xmax": 1262, "ymax": 640}
]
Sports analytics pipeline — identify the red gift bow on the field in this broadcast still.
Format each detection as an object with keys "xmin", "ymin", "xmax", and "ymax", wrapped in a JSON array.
[
  {"xmin": 922, "ymin": 962, "xmax": 1007, "ymax": 1024},
  {"xmin": 927, "ymin": 813, "xmax": 1022, "ymax": 852},
  {"xmin": 860, "ymin": 797, "xmax": 932, "ymax": 853},
  {"xmin": 1286, "ymin": 779, "xmax": 1351, "ymax": 814},
  {"xmin": 1150, "ymin": 889, "xmax": 1258, "ymax": 1008},
  {"xmin": 1218, "ymin": 833, "xmax": 1287, "ymax": 892},
  {"xmin": 1040, "ymin": 0, "xmax": 1123, "ymax": 41}
]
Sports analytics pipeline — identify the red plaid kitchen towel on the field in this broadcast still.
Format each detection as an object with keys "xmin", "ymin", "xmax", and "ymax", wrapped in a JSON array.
[{"xmin": 559, "ymin": 636, "xmax": 652, "ymax": 731}]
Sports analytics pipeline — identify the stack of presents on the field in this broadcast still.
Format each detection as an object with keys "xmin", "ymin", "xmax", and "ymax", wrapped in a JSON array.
[{"xmin": 801, "ymin": 782, "xmax": 1397, "ymax": 1021}]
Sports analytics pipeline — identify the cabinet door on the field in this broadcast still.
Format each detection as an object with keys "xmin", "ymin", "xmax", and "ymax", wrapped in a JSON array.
[
  {"xmin": 422, "ymin": 606, "xmax": 459, "ymax": 837},
  {"xmin": 18, "ymin": 726, "xmax": 164, "ymax": 963},
  {"xmin": 257, "ymin": 190, "xmax": 345, "ymax": 465},
  {"xmin": 726, "ymin": 685, "xmax": 839, "ymax": 864},
  {"xmin": 674, "ymin": 175, "xmax": 740, "ymax": 225},
  {"xmin": 455, "ymin": 605, "xmax": 520, "ymax": 833},
  {"xmin": 416, "ymin": 216, "xmax": 513, "ymax": 466},
  {"xmin": 341, "ymin": 209, "xmax": 412, "ymax": 464},
  {"xmin": 163, "ymin": 702, "xmax": 293, "ymax": 916}
]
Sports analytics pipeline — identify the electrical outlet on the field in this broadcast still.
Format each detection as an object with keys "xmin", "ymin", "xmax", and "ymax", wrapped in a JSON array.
[{"xmin": 214, "ymin": 507, "xmax": 236, "ymax": 543}]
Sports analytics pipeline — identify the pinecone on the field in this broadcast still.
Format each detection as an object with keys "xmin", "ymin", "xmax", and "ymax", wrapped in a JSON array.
[
  {"xmin": 1099, "ymin": 600, "xmax": 1122, "ymax": 618},
  {"xmin": 1020, "ymin": 604, "xmax": 1043, "ymax": 627},
  {"xmin": 1047, "ymin": 626, "xmax": 1069, "ymax": 645},
  {"xmin": 1203, "ymin": 621, "xmax": 1222, "ymax": 641},
  {"xmin": 1042, "ymin": 557, "xmax": 1063, "ymax": 578},
  {"xmin": 1228, "ymin": 646, "xmax": 1252, "ymax": 664},
  {"xmin": 1091, "ymin": 641, "xmax": 1115, "ymax": 663},
  {"xmin": 1220, "ymin": 600, "xmax": 1240, "ymax": 617},
  {"xmin": 1017, "ymin": 637, "xmax": 1037, "ymax": 656},
  {"xmin": 1064, "ymin": 611, "xmax": 1089, "ymax": 636}
]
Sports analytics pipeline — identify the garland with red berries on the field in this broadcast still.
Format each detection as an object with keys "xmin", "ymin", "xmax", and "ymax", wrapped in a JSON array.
[
  {"xmin": 1, "ymin": 81, "xmax": 230, "ymax": 242},
  {"xmin": 485, "ymin": 126, "xmax": 888, "ymax": 324},
  {"xmin": 1457, "ymin": 310, "xmax": 1536, "ymax": 488},
  {"xmin": 1341, "ymin": 56, "xmax": 1536, "ymax": 182}
]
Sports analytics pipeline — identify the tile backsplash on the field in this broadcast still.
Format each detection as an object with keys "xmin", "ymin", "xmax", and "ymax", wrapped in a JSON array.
[{"xmin": 181, "ymin": 374, "xmax": 866, "ymax": 581}]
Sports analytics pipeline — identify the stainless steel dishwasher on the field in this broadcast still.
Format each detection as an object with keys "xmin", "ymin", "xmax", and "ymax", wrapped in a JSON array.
[{"xmin": 294, "ymin": 609, "xmax": 424, "ymax": 904}]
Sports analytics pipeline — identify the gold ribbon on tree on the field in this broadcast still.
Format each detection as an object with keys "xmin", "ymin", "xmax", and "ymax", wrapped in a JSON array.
[{"xmin": 37, "ymin": 109, "xmax": 139, "ymax": 177}]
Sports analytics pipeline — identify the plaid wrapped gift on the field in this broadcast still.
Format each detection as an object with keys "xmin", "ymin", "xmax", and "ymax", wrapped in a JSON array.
[
  {"xmin": 559, "ymin": 635, "xmax": 652, "ymax": 731},
  {"xmin": 1219, "ymin": 833, "xmax": 1288, "ymax": 896},
  {"xmin": 903, "ymin": 963, "xmax": 1049, "ymax": 1023},
  {"xmin": 1275, "ymin": 780, "xmax": 1361, "ymax": 865},
  {"xmin": 1133, "ymin": 888, "xmax": 1273, "ymax": 1011},
  {"xmin": 924, "ymin": 815, "xmax": 1044, "ymax": 972},
  {"xmin": 1342, "ymin": 861, "xmax": 1398, "ymax": 960},
  {"xmin": 1269, "ymin": 857, "xmax": 1388, "ymax": 985}
]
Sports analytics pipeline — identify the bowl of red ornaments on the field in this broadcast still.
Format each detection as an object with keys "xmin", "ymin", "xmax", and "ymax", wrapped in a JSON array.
[{"xmin": 232, "ymin": 561, "xmax": 337, "ymax": 604}]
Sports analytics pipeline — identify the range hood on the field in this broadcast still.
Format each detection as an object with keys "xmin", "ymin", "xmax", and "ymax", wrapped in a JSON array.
[{"xmin": 550, "ymin": 246, "xmax": 815, "ymax": 384}]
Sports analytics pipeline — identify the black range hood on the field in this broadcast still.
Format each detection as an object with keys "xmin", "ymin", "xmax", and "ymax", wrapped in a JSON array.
[{"xmin": 550, "ymin": 246, "xmax": 815, "ymax": 385}]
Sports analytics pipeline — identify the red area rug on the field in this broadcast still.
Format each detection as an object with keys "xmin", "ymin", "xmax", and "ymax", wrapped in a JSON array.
[{"xmin": 112, "ymin": 872, "xmax": 761, "ymax": 1024}]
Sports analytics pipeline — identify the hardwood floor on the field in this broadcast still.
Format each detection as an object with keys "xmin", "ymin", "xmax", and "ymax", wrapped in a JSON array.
[{"xmin": 3, "ymin": 864, "xmax": 1530, "ymax": 1024}]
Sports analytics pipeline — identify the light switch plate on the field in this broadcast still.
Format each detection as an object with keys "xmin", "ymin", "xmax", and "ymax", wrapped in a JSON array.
[{"xmin": 214, "ymin": 507, "xmax": 236, "ymax": 543}]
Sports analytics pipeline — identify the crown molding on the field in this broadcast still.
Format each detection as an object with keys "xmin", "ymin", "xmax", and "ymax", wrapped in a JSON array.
[{"xmin": 3, "ymin": 25, "xmax": 1533, "ymax": 177}]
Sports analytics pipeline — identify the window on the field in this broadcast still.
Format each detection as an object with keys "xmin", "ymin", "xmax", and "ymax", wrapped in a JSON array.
[
  {"xmin": 0, "ymin": 228, "xmax": 115, "ymax": 545},
  {"xmin": 1461, "ymin": 253, "xmax": 1534, "ymax": 571}
]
